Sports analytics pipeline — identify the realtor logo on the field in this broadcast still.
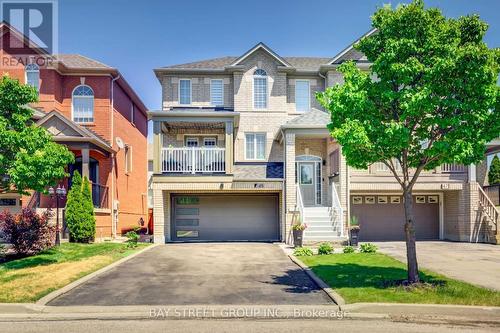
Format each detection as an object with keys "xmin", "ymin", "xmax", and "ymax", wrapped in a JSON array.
[{"xmin": 1, "ymin": 0, "xmax": 58, "ymax": 54}]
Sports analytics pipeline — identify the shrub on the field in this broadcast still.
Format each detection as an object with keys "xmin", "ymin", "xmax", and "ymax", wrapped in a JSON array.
[
  {"xmin": 317, "ymin": 242, "xmax": 334, "ymax": 255},
  {"xmin": 360, "ymin": 243, "xmax": 378, "ymax": 253},
  {"xmin": 489, "ymin": 155, "xmax": 500, "ymax": 185},
  {"xmin": 125, "ymin": 229, "xmax": 139, "ymax": 248},
  {"xmin": 66, "ymin": 171, "xmax": 96, "ymax": 243},
  {"xmin": 293, "ymin": 247, "xmax": 314, "ymax": 256},
  {"xmin": 343, "ymin": 245, "xmax": 355, "ymax": 253},
  {"xmin": 0, "ymin": 208, "xmax": 55, "ymax": 255},
  {"xmin": 0, "ymin": 243, "xmax": 6, "ymax": 258}
]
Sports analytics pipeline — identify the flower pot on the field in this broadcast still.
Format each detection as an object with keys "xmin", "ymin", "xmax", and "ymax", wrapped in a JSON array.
[
  {"xmin": 350, "ymin": 227, "xmax": 360, "ymax": 246},
  {"xmin": 293, "ymin": 229, "xmax": 304, "ymax": 248}
]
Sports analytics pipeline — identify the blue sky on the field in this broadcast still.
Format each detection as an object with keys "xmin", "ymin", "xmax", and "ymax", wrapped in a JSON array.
[{"xmin": 58, "ymin": 0, "xmax": 499, "ymax": 110}]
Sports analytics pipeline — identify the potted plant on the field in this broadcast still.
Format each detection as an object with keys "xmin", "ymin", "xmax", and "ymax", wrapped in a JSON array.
[
  {"xmin": 349, "ymin": 216, "xmax": 360, "ymax": 247},
  {"xmin": 292, "ymin": 218, "xmax": 307, "ymax": 248}
]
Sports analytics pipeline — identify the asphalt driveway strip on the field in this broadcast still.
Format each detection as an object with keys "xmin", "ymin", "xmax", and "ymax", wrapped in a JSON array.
[{"xmin": 48, "ymin": 243, "xmax": 333, "ymax": 306}]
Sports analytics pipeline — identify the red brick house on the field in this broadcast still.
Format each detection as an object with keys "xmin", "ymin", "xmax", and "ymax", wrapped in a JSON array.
[{"xmin": 0, "ymin": 24, "xmax": 148, "ymax": 239}]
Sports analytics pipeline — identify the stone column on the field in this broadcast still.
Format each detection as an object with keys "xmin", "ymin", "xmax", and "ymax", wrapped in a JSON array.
[
  {"xmin": 284, "ymin": 131, "xmax": 296, "ymax": 243},
  {"xmin": 81, "ymin": 148, "xmax": 90, "ymax": 180},
  {"xmin": 225, "ymin": 121, "xmax": 233, "ymax": 174},
  {"xmin": 153, "ymin": 121, "xmax": 162, "ymax": 174},
  {"xmin": 152, "ymin": 188, "xmax": 165, "ymax": 243}
]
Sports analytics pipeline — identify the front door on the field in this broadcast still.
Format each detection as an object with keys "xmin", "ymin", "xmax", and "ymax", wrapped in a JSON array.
[{"xmin": 298, "ymin": 162, "xmax": 316, "ymax": 206}]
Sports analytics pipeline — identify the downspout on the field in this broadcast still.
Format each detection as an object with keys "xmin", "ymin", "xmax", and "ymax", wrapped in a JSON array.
[
  {"xmin": 110, "ymin": 74, "xmax": 120, "ymax": 238},
  {"xmin": 281, "ymin": 128, "xmax": 287, "ymax": 243}
]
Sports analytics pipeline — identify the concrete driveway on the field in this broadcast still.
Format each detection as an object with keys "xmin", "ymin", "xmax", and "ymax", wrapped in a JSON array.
[
  {"xmin": 49, "ymin": 243, "xmax": 332, "ymax": 306},
  {"xmin": 375, "ymin": 241, "xmax": 500, "ymax": 291}
]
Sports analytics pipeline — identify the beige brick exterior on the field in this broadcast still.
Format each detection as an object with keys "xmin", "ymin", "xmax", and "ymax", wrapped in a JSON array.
[{"xmin": 151, "ymin": 45, "xmax": 496, "ymax": 244}]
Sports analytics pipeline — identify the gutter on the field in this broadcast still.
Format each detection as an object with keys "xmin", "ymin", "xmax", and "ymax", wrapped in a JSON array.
[{"xmin": 110, "ymin": 74, "xmax": 120, "ymax": 239}]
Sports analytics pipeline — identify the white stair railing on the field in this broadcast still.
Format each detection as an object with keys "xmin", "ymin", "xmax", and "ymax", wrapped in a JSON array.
[
  {"xmin": 478, "ymin": 186, "xmax": 499, "ymax": 235},
  {"xmin": 331, "ymin": 183, "xmax": 344, "ymax": 237},
  {"xmin": 296, "ymin": 184, "xmax": 304, "ymax": 225}
]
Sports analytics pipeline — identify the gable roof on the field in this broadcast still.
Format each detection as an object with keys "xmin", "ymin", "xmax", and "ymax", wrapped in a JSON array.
[
  {"xmin": 327, "ymin": 28, "xmax": 377, "ymax": 65},
  {"xmin": 230, "ymin": 42, "xmax": 292, "ymax": 67},
  {"xmin": 282, "ymin": 108, "xmax": 330, "ymax": 129},
  {"xmin": 37, "ymin": 110, "xmax": 114, "ymax": 153},
  {"xmin": 160, "ymin": 56, "xmax": 331, "ymax": 72}
]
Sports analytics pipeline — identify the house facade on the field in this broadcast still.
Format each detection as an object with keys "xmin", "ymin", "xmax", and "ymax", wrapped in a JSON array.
[
  {"xmin": 0, "ymin": 24, "xmax": 148, "ymax": 239},
  {"xmin": 148, "ymin": 36, "xmax": 498, "ymax": 245}
]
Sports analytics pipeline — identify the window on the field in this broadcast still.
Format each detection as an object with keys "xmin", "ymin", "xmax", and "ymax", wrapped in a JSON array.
[
  {"xmin": 210, "ymin": 79, "xmax": 223, "ymax": 106},
  {"xmin": 125, "ymin": 145, "xmax": 132, "ymax": 174},
  {"xmin": 72, "ymin": 85, "xmax": 94, "ymax": 123},
  {"xmin": 245, "ymin": 133, "xmax": 266, "ymax": 160},
  {"xmin": 0, "ymin": 198, "xmax": 16, "ymax": 206},
  {"xmin": 179, "ymin": 79, "xmax": 191, "ymax": 105},
  {"xmin": 299, "ymin": 164, "xmax": 313, "ymax": 184},
  {"xmin": 295, "ymin": 80, "xmax": 310, "ymax": 112},
  {"xmin": 253, "ymin": 69, "xmax": 267, "ymax": 109},
  {"xmin": 203, "ymin": 137, "xmax": 217, "ymax": 147},
  {"xmin": 185, "ymin": 137, "xmax": 199, "ymax": 147},
  {"xmin": 25, "ymin": 64, "xmax": 39, "ymax": 92}
]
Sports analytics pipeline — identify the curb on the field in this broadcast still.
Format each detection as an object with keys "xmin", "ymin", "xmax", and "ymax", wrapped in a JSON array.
[{"xmin": 35, "ymin": 243, "xmax": 159, "ymax": 306}]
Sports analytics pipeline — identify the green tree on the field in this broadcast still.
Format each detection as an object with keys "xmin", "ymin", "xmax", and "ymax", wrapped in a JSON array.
[
  {"xmin": 65, "ymin": 171, "xmax": 95, "ymax": 243},
  {"xmin": 317, "ymin": 0, "xmax": 499, "ymax": 283},
  {"xmin": 489, "ymin": 155, "xmax": 500, "ymax": 185},
  {"xmin": 0, "ymin": 75, "xmax": 74, "ymax": 193}
]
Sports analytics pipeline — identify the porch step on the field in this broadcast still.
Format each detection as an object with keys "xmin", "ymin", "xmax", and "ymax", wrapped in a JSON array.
[{"xmin": 303, "ymin": 216, "xmax": 331, "ymax": 222}]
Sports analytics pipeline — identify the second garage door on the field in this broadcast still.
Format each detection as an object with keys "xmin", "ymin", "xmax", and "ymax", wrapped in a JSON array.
[
  {"xmin": 171, "ymin": 194, "xmax": 279, "ymax": 242},
  {"xmin": 350, "ymin": 194, "xmax": 440, "ymax": 241}
]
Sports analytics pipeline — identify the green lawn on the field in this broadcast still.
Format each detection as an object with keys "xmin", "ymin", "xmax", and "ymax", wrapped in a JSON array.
[
  {"xmin": 0, "ymin": 242, "xmax": 149, "ymax": 303},
  {"xmin": 300, "ymin": 253, "xmax": 500, "ymax": 306}
]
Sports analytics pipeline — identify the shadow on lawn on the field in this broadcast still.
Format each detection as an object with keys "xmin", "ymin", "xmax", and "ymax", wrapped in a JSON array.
[
  {"xmin": 310, "ymin": 263, "xmax": 446, "ymax": 289},
  {"xmin": 1, "ymin": 248, "xmax": 59, "ymax": 270}
]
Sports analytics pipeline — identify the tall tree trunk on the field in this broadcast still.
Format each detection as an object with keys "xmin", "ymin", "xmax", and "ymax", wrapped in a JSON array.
[{"xmin": 403, "ymin": 190, "xmax": 420, "ymax": 283}]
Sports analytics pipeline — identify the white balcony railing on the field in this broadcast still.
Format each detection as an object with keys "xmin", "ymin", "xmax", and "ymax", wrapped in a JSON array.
[
  {"xmin": 441, "ymin": 163, "xmax": 467, "ymax": 173},
  {"xmin": 161, "ymin": 147, "xmax": 225, "ymax": 174}
]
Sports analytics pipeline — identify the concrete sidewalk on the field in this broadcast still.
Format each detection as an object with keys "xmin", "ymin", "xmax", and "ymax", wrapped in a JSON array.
[{"xmin": 0, "ymin": 303, "xmax": 498, "ymax": 326}]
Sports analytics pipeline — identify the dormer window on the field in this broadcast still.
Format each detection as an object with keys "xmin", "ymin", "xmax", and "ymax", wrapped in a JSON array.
[
  {"xmin": 25, "ymin": 63, "xmax": 40, "ymax": 92},
  {"xmin": 253, "ymin": 69, "xmax": 267, "ymax": 109}
]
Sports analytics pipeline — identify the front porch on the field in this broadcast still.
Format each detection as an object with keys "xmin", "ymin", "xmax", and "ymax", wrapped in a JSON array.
[
  {"xmin": 279, "ymin": 126, "xmax": 348, "ymax": 243},
  {"xmin": 30, "ymin": 110, "xmax": 116, "ymax": 238}
]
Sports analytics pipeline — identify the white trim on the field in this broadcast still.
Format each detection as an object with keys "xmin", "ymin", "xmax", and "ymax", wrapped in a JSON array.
[
  {"xmin": 210, "ymin": 79, "xmax": 224, "ymax": 106},
  {"xmin": 253, "ymin": 69, "xmax": 268, "ymax": 110},
  {"xmin": 203, "ymin": 137, "xmax": 217, "ymax": 147},
  {"xmin": 295, "ymin": 79, "xmax": 311, "ymax": 112},
  {"xmin": 185, "ymin": 137, "xmax": 199, "ymax": 147},
  {"xmin": 25, "ymin": 63, "xmax": 40, "ymax": 92},
  {"xmin": 327, "ymin": 28, "xmax": 377, "ymax": 65},
  {"xmin": 71, "ymin": 84, "xmax": 95, "ymax": 123},
  {"xmin": 230, "ymin": 42, "xmax": 291, "ymax": 67},
  {"xmin": 295, "ymin": 154, "xmax": 322, "ymax": 205},
  {"xmin": 349, "ymin": 191, "xmax": 444, "ymax": 240},
  {"xmin": 178, "ymin": 79, "xmax": 192, "ymax": 105},
  {"xmin": 244, "ymin": 132, "xmax": 266, "ymax": 161}
]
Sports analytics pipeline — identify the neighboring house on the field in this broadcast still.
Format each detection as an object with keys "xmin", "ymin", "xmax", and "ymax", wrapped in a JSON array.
[
  {"xmin": 149, "ymin": 32, "xmax": 499, "ymax": 245},
  {"xmin": 0, "ymin": 23, "xmax": 148, "ymax": 239}
]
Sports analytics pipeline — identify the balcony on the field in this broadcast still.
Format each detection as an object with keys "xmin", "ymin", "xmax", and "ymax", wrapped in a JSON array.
[{"xmin": 161, "ymin": 147, "xmax": 226, "ymax": 174}]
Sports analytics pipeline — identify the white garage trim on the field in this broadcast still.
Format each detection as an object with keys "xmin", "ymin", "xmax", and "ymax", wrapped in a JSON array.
[{"xmin": 349, "ymin": 192, "xmax": 444, "ymax": 240}]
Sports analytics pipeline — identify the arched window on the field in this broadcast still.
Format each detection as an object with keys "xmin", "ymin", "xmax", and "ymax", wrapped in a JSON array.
[
  {"xmin": 253, "ymin": 69, "xmax": 267, "ymax": 109},
  {"xmin": 72, "ymin": 85, "xmax": 94, "ymax": 123},
  {"xmin": 25, "ymin": 63, "xmax": 39, "ymax": 92}
]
